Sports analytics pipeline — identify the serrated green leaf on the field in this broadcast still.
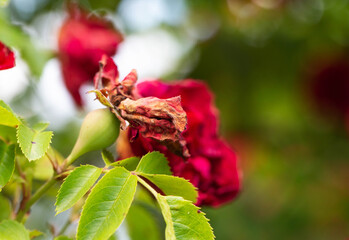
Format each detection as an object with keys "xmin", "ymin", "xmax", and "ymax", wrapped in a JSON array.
[
  {"xmin": 110, "ymin": 157, "xmax": 140, "ymax": 171},
  {"xmin": 0, "ymin": 195, "xmax": 11, "ymax": 221},
  {"xmin": 77, "ymin": 167, "xmax": 138, "ymax": 240},
  {"xmin": 32, "ymin": 122, "xmax": 49, "ymax": 132},
  {"xmin": 0, "ymin": 140, "xmax": 15, "ymax": 190},
  {"xmin": 0, "ymin": 101, "xmax": 20, "ymax": 128},
  {"xmin": 0, "ymin": 220, "xmax": 30, "ymax": 240},
  {"xmin": 139, "ymin": 173, "xmax": 198, "ymax": 202},
  {"xmin": 136, "ymin": 152, "xmax": 171, "ymax": 175},
  {"xmin": 55, "ymin": 165, "xmax": 102, "ymax": 215},
  {"xmin": 102, "ymin": 149, "xmax": 114, "ymax": 166},
  {"xmin": 0, "ymin": 100, "xmax": 16, "ymax": 114},
  {"xmin": 17, "ymin": 124, "xmax": 53, "ymax": 161},
  {"xmin": 0, "ymin": 106, "xmax": 20, "ymax": 128},
  {"xmin": 157, "ymin": 195, "xmax": 214, "ymax": 240}
]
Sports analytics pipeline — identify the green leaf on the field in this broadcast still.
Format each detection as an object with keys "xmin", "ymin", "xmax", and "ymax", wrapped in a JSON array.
[
  {"xmin": 0, "ymin": 195, "xmax": 11, "ymax": 221},
  {"xmin": 139, "ymin": 173, "xmax": 198, "ymax": 202},
  {"xmin": 77, "ymin": 167, "xmax": 138, "ymax": 240},
  {"xmin": 55, "ymin": 165, "xmax": 102, "ymax": 215},
  {"xmin": 0, "ymin": 140, "xmax": 15, "ymax": 190},
  {"xmin": 136, "ymin": 152, "xmax": 171, "ymax": 175},
  {"xmin": 32, "ymin": 122, "xmax": 49, "ymax": 132},
  {"xmin": 0, "ymin": 100, "xmax": 20, "ymax": 128},
  {"xmin": 157, "ymin": 195, "xmax": 214, "ymax": 240},
  {"xmin": 101, "ymin": 149, "xmax": 114, "ymax": 166},
  {"xmin": 17, "ymin": 124, "xmax": 53, "ymax": 161},
  {"xmin": 110, "ymin": 157, "xmax": 140, "ymax": 171},
  {"xmin": 127, "ymin": 204, "xmax": 162, "ymax": 240},
  {"xmin": 0, "ymin": 220, "xmax": 30, "ymax": 240},
  {"xmin": 0, "ymin": 125, "xmax": 17, "ymax": 143}
]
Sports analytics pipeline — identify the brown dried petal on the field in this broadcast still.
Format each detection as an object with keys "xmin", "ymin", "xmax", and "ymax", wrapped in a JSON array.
[
  {"xmin": 118, "ymin": 96, "xmax": 187, "ymax": 142},
  {"xmin": 121, "ymin": 69, "xmax": 138, "ymax": 96}
]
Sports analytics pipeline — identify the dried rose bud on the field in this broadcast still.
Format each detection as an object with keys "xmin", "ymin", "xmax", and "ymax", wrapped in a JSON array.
[
  {"xmin": 67, "ymin": 108, "xmax": 120, "ymax": 164},
  {"xmin": 118, "ymin": 96, "xmax": 187, "ymax": 142}
]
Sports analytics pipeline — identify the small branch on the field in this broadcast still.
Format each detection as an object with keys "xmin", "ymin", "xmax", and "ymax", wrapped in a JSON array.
[
  {"xmin": 57, "ymin": 218, "xmax": 72, "ymax": 236},
  {"xmin": 15, "ymin": 159, "xmax": 31, "ymax": 217},
  {"xmin": 16, "ymin": 176, "xmax": 57, "ymax": 222}
]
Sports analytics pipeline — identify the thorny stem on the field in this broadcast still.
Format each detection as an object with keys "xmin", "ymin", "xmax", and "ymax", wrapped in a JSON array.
[
  {"xmin": 15, "ymin": 163, "xmax": 73, "ymax": 222},
  {"xmin": 16, "ymin": 176, "xmax": 57, "ymax": 222},
  {"xmin": 15, "ymin": 159, "xmax": 31, "ymax": 217}
]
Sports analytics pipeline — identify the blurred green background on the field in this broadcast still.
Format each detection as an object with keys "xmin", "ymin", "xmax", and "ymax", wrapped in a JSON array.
[{"xmin": 1, "ymin": 0, "xmax": 349, "ymax": 239}]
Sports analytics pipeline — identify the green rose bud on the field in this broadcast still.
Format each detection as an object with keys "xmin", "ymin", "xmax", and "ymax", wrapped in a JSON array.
[{"xmin": 66, "ymin": 108, "xmax": 120, "ymax": 165}]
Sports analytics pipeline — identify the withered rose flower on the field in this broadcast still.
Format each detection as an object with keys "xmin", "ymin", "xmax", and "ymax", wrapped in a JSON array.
[
  {"xmin": 122, "ymin": 80, "xmax": 241, "ymax": 207},
  {"xmin": 0, "ymin": 41, "xmax": 15, "ymax": 70},
  {"xmin": 92, "ymin": 55, "xmax": 188, "ymax": 153},
  {"xmin": 58, "ymin": 6, "xmax": 123, "ymax": 106}
]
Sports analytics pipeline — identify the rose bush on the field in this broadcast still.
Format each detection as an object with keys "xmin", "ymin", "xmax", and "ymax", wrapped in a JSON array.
[
  {"xmin": 58, "ymin": 6, "xmax": 123, "ymax": 106},
  {"xmin": 122, "ymin": 80, "xmax": 241, "ymax": 207}
]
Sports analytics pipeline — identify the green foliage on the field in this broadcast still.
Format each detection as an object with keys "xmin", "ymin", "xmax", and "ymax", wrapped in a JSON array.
[
  {"xmin": 0, "ymin": 0, "xmax": 9, "ymax": 7},
  {"xmin": 55, "ymin": 165, "xmax": 102, "ymax": 215},
  {"xmin": 0, "ymin": 12, "xmax": 51, "ymax": 76},
  {"xmin": 0, "ymin": 220, "xmax": 30, "ymax": 240},
  {"xmin": 0, "ymin": 140, "xmax": 15, "ymax": 190},
  {"xmin": 136, "ymin": 152, "xmax": 172, "ymax": 175},
  {"xmin": 0, "ymin": 100, "xmax": 20, "ymax": 128},
  {"xmin": 110, "ymin": 156, "xmax": 140, "ymax": 171},
  {"xmin": 17, "ymin": 124, "xmax": 53, "ymax": 161},
  {"xmin": 77, "ymin": 167, "xmax": 137, "ymax": 240},
  {"xmin": 157, "ymin": 195, "xmax": 214, "ymax": 240},
  {"xmin": 127, "ymin": 203, "xmax": 162, "ymax": 240},
  {"xmin": 101, "ymin": 149, "xmax": 114, "ymax": 166},
  {"xmin": 0, "ymin": 196, "xmax": 11, "ymax": 221},
  {"xmin": 54, "ymin": 236, "xmax": 73, "ymax": 240},
  {"xmin": 0, "ymin": 125, "xmax": 17, "ymax": 143},
  {"xmin": 139, "ymin": 173, "xmax": 198, "ymax": 202}
]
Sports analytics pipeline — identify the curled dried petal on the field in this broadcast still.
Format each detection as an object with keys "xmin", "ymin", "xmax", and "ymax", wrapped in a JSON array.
[
  {"xmin": 94, "ymin": 54, "xmax": 119, "ymax": 90},
  {"xmin": 121, "ymin": 69, "xmax": 138, "ymax": 96},
  {"xmin": 118, "ymin": 96, "xmax": 187, "ymax": 143}
]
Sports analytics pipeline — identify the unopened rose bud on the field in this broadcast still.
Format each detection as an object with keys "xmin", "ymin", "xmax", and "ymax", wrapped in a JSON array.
[{"xmin": 66, "ymin": 108, "xmax": 119, "ymax": 165}]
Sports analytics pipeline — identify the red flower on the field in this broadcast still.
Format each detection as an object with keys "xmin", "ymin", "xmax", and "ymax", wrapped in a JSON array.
[
  {"xmin": 0, "ymin": 42, "xmax": 15, "ymax": 70},
  {"xmin": 58, "ymin": 7, "xmax": 123, "ymax": 106},
  {"xmin": 126, "ymin": 80, "xmax": 241, "ymax": 207}
]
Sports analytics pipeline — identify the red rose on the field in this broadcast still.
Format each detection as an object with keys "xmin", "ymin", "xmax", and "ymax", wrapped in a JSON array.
[
  {"xmin": 0, "ymin": 41, "xmax": 15, "ymax": 70},
  {"xmin": 58, "ymin": 6, "xmax": 123, "ymax": 106},
  {"xmin": 126, "ymin": 80, "xmax": 241, "ymax": 207}
]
